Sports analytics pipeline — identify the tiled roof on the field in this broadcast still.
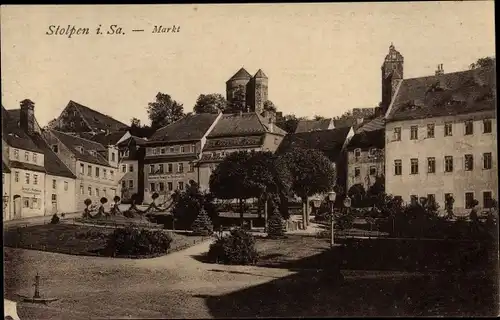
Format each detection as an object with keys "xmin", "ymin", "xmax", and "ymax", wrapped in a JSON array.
[
  {"xmin": 356, "ymin": 116, "xmax": 385, "ymax": 133},
  {"xmin": 149, "ymin": 113, "xmax": 220, "ymax": 143},
  {"xmin": 117, "ymin": 135, "xmax": 147, "ymax": 147},
  {"xmin": 3, "ymin": 161, "xmax": 11, "ymax": 173},
  {"xmin": 208, "ymin": 112, "xmax": 286, "ymax": 138},
  {"xmin": 67, "ymin": 100, "xmax": 128, "ymax": 132},
  {"xmin": 89, "ymin": 131, "xmax": 128, "ymax": 146},
  {"xmin": 29, "ymin": 133, "xmax": 76, "ymax": 179},
  {"xmin": 50, "ymin": 130, "xmax": 112, "ymax": 167},
  {"xmin": 333, "ymin": 118, "xmax": 358, "ymax": 129},
  {"xmin": 277, "ymin": 127, "xmax": 351, "ymax": 162},
  {"xmin": 386, "ymin": 66, "xmax": 496, "ymax": 122},
  {"xmin": 228, "ymin": 68, "xmax": 252, "ymax": 81},
  {"xmin": 2, "ymin": 107, "xmax": 43, "ymax": 153},
  {"xmin": 294, "ymin": 119, "xmax": 332, "ymax": 133},
  {"xmin": 346, "ymin": 128, "xmax": 385, "ymax": 151},
  {"xmin": 9, "ymin": 160, "xmax": 46, "ymax": 173},
  {"xmin": 254, "ymin": 69, "xmax": 268, "ymax": 79},
  {"xmin": 204, "ymin": 135, "xmax": 264, "ymax": 151}
]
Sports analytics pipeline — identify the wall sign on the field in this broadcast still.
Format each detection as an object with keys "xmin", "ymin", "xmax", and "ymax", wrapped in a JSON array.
[{"xmin": 22, "ymin": 187, "xmax": 42, "ymax": 194}]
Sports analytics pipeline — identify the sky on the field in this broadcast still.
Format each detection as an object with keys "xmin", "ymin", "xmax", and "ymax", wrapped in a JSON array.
[{"xmin": 1, "ymin": 2, "xmax": 495, "ymax": 127}]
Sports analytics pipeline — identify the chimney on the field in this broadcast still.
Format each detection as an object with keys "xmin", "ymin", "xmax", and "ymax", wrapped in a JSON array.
[
  {"xmin": 435, "ymin": 64, "xmax": 444, "ymax": 76},
  {"xmin": 20, "ymin": 99, "xmax": 35, "ymax": 135}
]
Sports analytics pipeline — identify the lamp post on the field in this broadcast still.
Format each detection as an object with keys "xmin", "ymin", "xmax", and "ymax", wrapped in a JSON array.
[
  {"xmin": 311, "ymin": 196, "xmax": 322, "ymax": 217},
  {"xmin": 328, "ymin": 191, "xmax": 337, "ymax": 247}
]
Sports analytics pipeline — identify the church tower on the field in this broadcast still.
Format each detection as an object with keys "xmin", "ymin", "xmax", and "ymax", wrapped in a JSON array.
[{"xmin": 381, "ymin": 43, "xmax": 404, "ymax": 114}]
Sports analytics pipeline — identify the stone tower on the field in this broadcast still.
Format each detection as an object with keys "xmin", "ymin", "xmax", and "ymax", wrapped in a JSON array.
[
  {"xmin": 249, "ymin": 69, "xmax": 269, "ymax": 115},
  {"xmin": 381, "ymin": 43, "xmax": 404, "ymax": 113},
  {"xmin": 226, "ymin": 67, "xmax": 269, "ymax": 114},
  {"xmin": 226, "ymin": 67, "xmax": 252, "ymax": 110}
]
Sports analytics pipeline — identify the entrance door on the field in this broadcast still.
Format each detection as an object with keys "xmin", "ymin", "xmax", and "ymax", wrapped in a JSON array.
[
  {"xmin": 13, "ymin": 195, "xmax": 21, "ymax": 220},
  {"xmin": 51, "ymin": 194, "xmax": 58, "ymax": 214}
]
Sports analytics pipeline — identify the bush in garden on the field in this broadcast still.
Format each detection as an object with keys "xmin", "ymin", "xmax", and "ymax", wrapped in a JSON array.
[
  {"xmin": 267, "ymin": 211, "xmax": 286, "ymax": 239},
  {"xmin": 334, "ymin": 210, "xmax": 355, "ymax": 231},
  {"xmin": 50, "ymin": 213, "xmax": 60, "ymax": 224},
  {"xmin": 207, "ymin": 228, "xmax": 258, "ymax": 265},
  {"xmin": 105, "ymin": 226, "xmax": 173, "ymax": 256},
  {"xmin": 191, "ymin": 208, "xmax": 214, "ymax": 236}
]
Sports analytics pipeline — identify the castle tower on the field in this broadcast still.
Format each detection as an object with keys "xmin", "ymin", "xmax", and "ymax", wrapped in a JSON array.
[
  {"xmin": 250, "ymin": 69, "xmax": 269, "ymax": 114},
  {"xmin": 226, "ymin": 67, "xmax": 252, "ymax": 108},
  {"xmin": 381, "ymin": 43, "xmax": 404, "ymax": 113}
]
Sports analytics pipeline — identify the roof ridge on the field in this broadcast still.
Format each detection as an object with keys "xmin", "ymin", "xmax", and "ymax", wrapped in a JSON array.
[
  {"xmin": 402, "ymin": 68, "xmax": 475, "ymax": 82},
  {"xmin": 31, "ymin": 132, "xmax": 76, "ymax": 178},
  {"xmin": 69, "ymin": 100, "xmax": 128, "ymax": 127},
  {"xmin": 51, "ymin": 129, "xmax": 106, "ymax": 147}
]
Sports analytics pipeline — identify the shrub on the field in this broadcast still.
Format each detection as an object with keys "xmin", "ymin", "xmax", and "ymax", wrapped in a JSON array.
[
  {"xmin": 105, "ymin": 226, "xmax": 173, "ymax": 257},
  {"xmin": 207, "ymin": 228, "xmax": 258, "ymax": 265},
  {"xmin": 334, "ymin": 210, "xmax": 355, "ymax": 231},
  {"xmin": 84, "ymin": 198, "xmax": 92, "ymax": 208},
  {"xmin": 100, "ymin": 197, "xmax": 108, "ymax": 204},
  {"xmin": 191, "ymin": 208, "xmax": 214, "ymax": 236},
  {"xmin": 113, "ymin": 195, "xmax": 121, "ymax": 203},
  {"xmin": 50, "ymin": 214, "xmax": 60, "ymax": 224},
  {"xmin": 267, "ymin": 211, "xmax": 285, "ymax": 238}
]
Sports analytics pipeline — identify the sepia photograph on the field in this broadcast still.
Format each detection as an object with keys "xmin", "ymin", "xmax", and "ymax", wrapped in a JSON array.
[{"xmin": 1, "ymin": 2, "xmax": 498, "ymax": 319}]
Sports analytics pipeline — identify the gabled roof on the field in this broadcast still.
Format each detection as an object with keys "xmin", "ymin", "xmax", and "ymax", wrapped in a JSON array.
[
  {"xmin": 50, "ymin": 130, "xmax": 112, "ymax": 167},
  {"xmin": 2, "ymin": 107, "xmax": 43, "ymax": 153},
  {"xmin": 208, "ymin": 112, "xmax": 286, "ymax": 138},
  {"xmin": 277, "ymin": 127, "xmax": 352, "ymax": 162},
  {"xmin": 149, "ymin": 113, "xmax": 220, "ymax": 143},
  {"xmin": 346, "ymin": 128, "xmax": 385, "ymax": 151},
  {"xmin": 65, "ymin": 100, "xmax": 128, "ymax": 132},
  {"xmin": 386, "ymin": 66, "xmax": 496, "ymax": 122},
  {"xmin": 228, "ymin": 68, "xmax": 252, "ymax": 81},
  {"xmin": 294, "ymin": 119, "xmax": 332, "ymax": 133},
  {"xmin": 356, "ymin": 116, "xmax": 385, "ymax": 133},
  {"xmin": 89, "ymin": 131, "xmax": 128, "ymax": 146},
  {"xmin": 29, "ymin": 133, "xmax": 76, "ymax": 179},
  {"xmin": 117, "ymin": 135, "xmax": 147, "ymax": 148},
  {"xmin": 254, "ymin": 69, "xmax": 268, "ymax": 79},
  {"xmin": 3, "ymin": 161, "xmax": 11, "ymax": 173}
]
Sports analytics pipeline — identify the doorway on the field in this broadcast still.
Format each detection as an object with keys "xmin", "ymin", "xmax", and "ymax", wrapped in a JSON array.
[
  {"xmin": 51, "ymin": 194, "xmax": 58, "ymax": 214},
  {"xmin": 13, "ymin": 195, "xmax": 21, "ymax": 220}
]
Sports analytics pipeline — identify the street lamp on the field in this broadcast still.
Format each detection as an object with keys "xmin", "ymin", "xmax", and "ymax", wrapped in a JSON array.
[{"xmin": 328, "ymin": 191, "xmax": 337, "ymax": 247}]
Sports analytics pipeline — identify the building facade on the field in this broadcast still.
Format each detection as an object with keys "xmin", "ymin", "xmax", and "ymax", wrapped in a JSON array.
[{"xmin": 117, "ymin": 136, "xmax": 147, "ymax": 203}]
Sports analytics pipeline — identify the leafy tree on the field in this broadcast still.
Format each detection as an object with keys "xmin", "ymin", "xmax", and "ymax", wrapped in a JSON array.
[
  {"xmin": 225, "ymin": 85, "xmax": 247, "ymax": 114},
  {"xmin": 313, "ymin": 115, "xmax": 326, "ymax": 121},
  {"xmin": 470, "ymin": 57, "xmax": 496, "ymax": 70},
  {"xmin": 193, "ymin": 93, "xmax": 227, "ymax": 114},
  {"xmin": 147, "ymin": 92, "xmax": 185, "ymax": 129},
  {"xmin": 262, "ymin": 100, "xmax": 277, "ymax": 113},
  {"xmin": 276, "ymin": 114, "xmax": 303, "ymax": 134},
  {"xmin": 279, "ymin": 147, "xmax": 336, "ymax": 228},
  {"xmin": 172, "ymin": 180, "xmax": 217, "ymax": 229},
  {"xmin": 130, "ymin": 117, "xmax": 141, "ymax": 128},
  {"xmin": 348, "ymin": 183, "xmax": 367, "ymax": 207}
]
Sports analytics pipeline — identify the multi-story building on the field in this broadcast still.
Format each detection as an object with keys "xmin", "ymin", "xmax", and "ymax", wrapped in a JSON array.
[
  {"xmin": 117, "ymin": 135, "xmax": 147, "ymax": 203},
  {"xmin": 384, "ymin": 60, "xmax": 496, "ymax": 214},
  {"xmin": 143, "ymin": 113, "xmax": 222, "ymax": 202},
  {"xmin": 2, "ymin": 100, "xmax": 77, "ymax": 220},
  {"xmin": 198, "ymin": 111, "xmax": 287, "ymax": 192},
  {"xmin": 43, "ymin": 129, "xmax": 122, "ymax": 211},
  {"xmin": 226, "ymin": 68, "xmax": 269, "ymax": 114}
]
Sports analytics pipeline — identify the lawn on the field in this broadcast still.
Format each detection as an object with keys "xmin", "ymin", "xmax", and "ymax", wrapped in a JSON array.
[{"xmin": 3, "ymin": 224, "xmax": 209, "ymax": 258}]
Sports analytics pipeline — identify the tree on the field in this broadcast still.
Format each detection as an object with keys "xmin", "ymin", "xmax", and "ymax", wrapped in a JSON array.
[
  {"xmin": 147, "ymin": 92, "xmax": 185, "ymax": 129},
  {"xmin": 225, "ymin": 85, "xmax": 247, "ymax": 114},
  {"xmin": 193, "ymin": 93, "xmax": 227, "ymax": 114},
  {"xmin": 313, "ymin": 115, "xmax": 326, "ymax": 121},
  {"xmin": 130, "ymin": 117, "xmax": 141, "ymax": 128},
  {"xmin": 276, "ymin": 114, "xmax": 303, "ymax": 134},
  {"xmin": 348, "ymin": 183, "xmax": 367, "ymax": 208},
  {"xmin": 172, "ymin": 180, "xmax": 217, "ymax": 230},
  {"xmin": 279, "ymin": 147, "xmax": 336, "ymax": 228},
  {"xmin": 470, "ymin": 57, "xmax": 496, "ymax": 70},
  {"xmin": 263, "ymin": 100, "xmax": 277, "ymax": 113},
  {"xmin": 191, "ymin": 208, "xmax": 214, "ymax": 236}
]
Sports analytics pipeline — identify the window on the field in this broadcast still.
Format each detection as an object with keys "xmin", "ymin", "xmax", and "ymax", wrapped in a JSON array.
[
  {"xmin": 483, "ymin": 119, "xmax": 492, "ymax": 133},
  {"xmin": 168, "ymin": 163, "xmax": 173, "ymax": 173},
  {"xmin": 464, "ymin": 154, "xmax": 473, "ymax": 171},
  {"xmin": 464, "ymin": 120, "xmax": 473, "ymax": 135},
  {"xmin": 159, "ymin": 164, "xmax": 164, "ymax": 174},
  {"xmin": 444, "ymin": 193, "xmax": 453, "ymax": 204},
  {"xmin": 153, "ymin": 148, "xmax": 158, "ymax": 155},
  {"xmin": 354, "ymin": 149, "xmax": 361, "ymax": 160},
  {"xmin": 129, "ymin": 180, "xmax": 133, "ymax": 188},
  {"xmin": 178, "ymin": 163, "xmax": 184, "ymax": 173},
  {"xmin": 111, "ymin": 152, "xmax": 116, "ymax": 162},
  {"xmin": 168, "ymin": 182, "xmax": 173, "ymax": 191},
  {"xmin": 88, "ymin": 165, "xmax": 92, "ymax": 176},
  {"xmin": 80, "ymin": 185, "xmax": 84, "ymax": 194},
  {"xmin": 178, "ymin": 181, "xmax": 184, "ymax": 190},
  {"xmin": 24, "ymin": 152, "xmax": 30, "ymax": 161},
  {"xmin": 427, "ymin": 194, "xmax": 436, "ymax": 205},
  {"xmin": 410, "ymin": 126, "xmax": 418, "ymax": 140},
  {"xmin": 149, "ymin": 165, "xmax": 155, "ymax": 174},
  {"xmin": 52, "ymin": 179, "xmax": 57, "ymax": 189},
  {"xmin": 33, "ymin": 153, "xmax": 38, "ymax": 163},
  {"xmin": 169, "ymin": 147, "xmax": 174, "ymax": 153},
  {"xmin": 129, "ymin": 165, "xmax": 134, "ymax": 172},
  {"xmin": 96, "ymin": 188, "xmax": 100, "ymax": 197},
  {"xmin": 103, "ymin": 169, "xmax": 107, "ymax": 179},
  {"xmin": 159, "ymin": 182, "xmax": 165, "ymax": 191},
  {"xmin": 103, "ymin": 188, "xmax": 107, "ymax": 196},
  {"xmin": 64, "ymin": 181, "xmax": 68, "ymax": 191},
  {"xmin": 369, "ymin": 148, "xmax": 378, "ymax": 157},
  {"xmin": 95, "ymin": 167, "xmax": 100, "ymax": 177},
  {"xmin": 483, "ymin": 191, "xmax": 493, "ymax": 209},
  {"xmin": 122, "ymin": 165, "xmax": 126, "ymax": 173},
  {"xmin": 465, "ymin": 192, "xmax": 474, "ymax": 209},
  {"xmin": 14, "ymin": 171, "xmax": 19, "ymax": 182},
  {"xmin": 25, "ymin": 173, "xmax": 30, "ymax": 184},
  {"xmin": 394, "ymin": 160, "xmax": 402, "ymax": 176},
  {"xmin": 110, "ymin": 171, "xmax": 114, "ymax": 179},
  {"xmin": 191, "ymin": 145, "xmax": 196, "ymax": 153},
  {"xmin": 410, "ymin": 195, "xmax": 418, "ymax": 206},
  {"xmin": 427, "ymin": 157, "xmax": 435, "ymax": 173},
  {"xmin": 393, "ymin": 127, "xmax": 401, "ymax": 141},
  {"xmin": 483, "ymin": 152, "xmax": 492, "ymax": 169},
  {"xmin": 189, "ymin": 163, "xmax": 195, "ymax": 172},
  {"xmin": 354, "ymin": 167, "xmax": 360, "ymax": 177},
  {"xmin": 23, "ymin": 197, "xmax": 30, "ymax": 208},
  {"xmin": 32, "ymin": 198, "xmax": 40, "ymax": 209},
  {"xmin": 369, "ymin": 166, "xmax": 377, "ymax": 176},
  {"xmin": 181, "ymin": 146, "xmax": 185, "ymax": 153},
  {"xmin": 444, "ymin": 122, "xmax": 452, "ymax": 136},
  {"xmin": 51, "ymin": 194, "xmax": 57, "ymax": 202},
  {"xmin": 88, "ymin": 186, "xmax": 92, "ymax": 196},
  {"xmin": 160, "ymin": 148, "xmax": 166, "ymax": 154},
  {"xmin": 33, "ymin": 174, "xmax": 38, "ymax": 185},
  {"xmin": 444, "ymin": 156, "xmax": 453, "ymax": 172},
  {"xmin": 150, "ymin": 183, "xmax": 156, "ymax": 192},
  {"xmin": 52, "ymin": 144, "xmax": 59, "ymax": 153},
  {"xmin": 122, "ymin": 180, "xmax": 126, "ymax": 188},
  {"xmin": 14, "ymin": 149, "xmax": 19, "ymax": 159},
  {"xmin": 410, "ymin": 158, "xmax": 419, "ymax": 174},
  {"xmin": 427, "ymin": 124, "xmax": 435, "ymax": 138}
]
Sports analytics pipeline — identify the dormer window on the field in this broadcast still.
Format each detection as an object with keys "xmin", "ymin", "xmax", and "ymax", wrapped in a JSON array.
[
  {"xmin": 14, "ymin": 149, "xmax": 19, "ymax": 159},
  {"xmin": 169, "ymin": 147, "xmax": 175, "ymax": 153},
  {"xmin": 76, "ymin": 146, "xmax": 84, "ymax": 153},
  {"xmin": 52, "ymin": 144, "xmax": 59, "ymax": 153},
  {"xmin": 354, "ymin": 149, "xmax": 361, "ymax": 160},
  {"xmin": 25, "ymin": 152, "xmax": 30, "ymax": 161},
  {"xmin": 181, "ymin": 146, "xmax": 185, "ymax": 153}
]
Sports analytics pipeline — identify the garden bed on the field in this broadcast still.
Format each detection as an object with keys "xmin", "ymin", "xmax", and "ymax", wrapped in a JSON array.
[{"xmin": 3, "ymin": 224, "xmax": 209, "ymax": 258}]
